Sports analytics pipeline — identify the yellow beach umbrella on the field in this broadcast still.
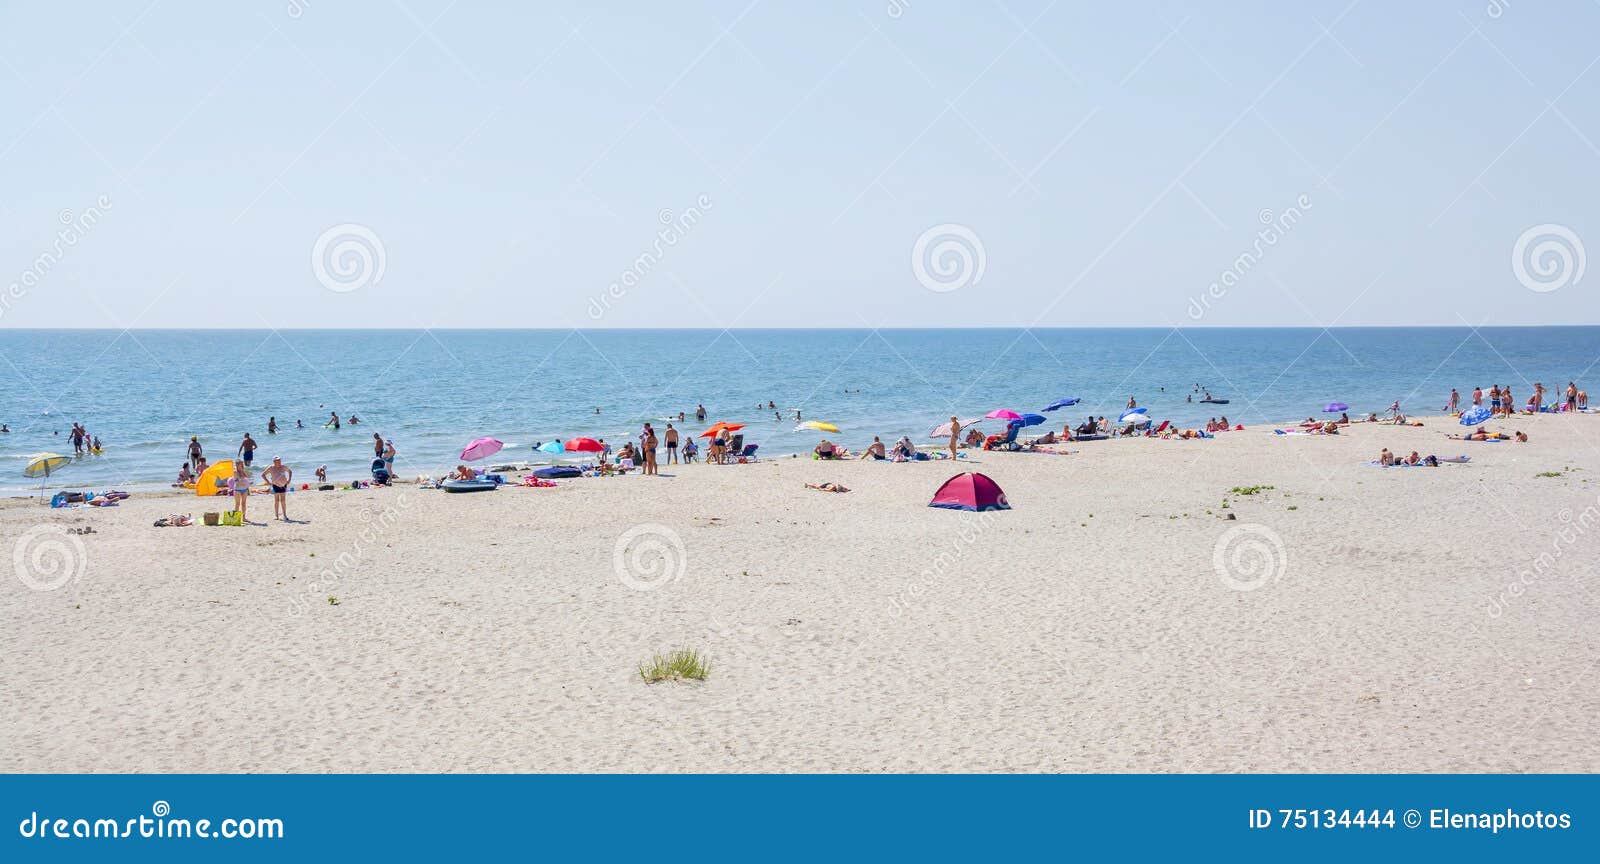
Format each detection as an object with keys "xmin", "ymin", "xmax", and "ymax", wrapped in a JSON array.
[
  {"xmin": 23, "ymin": 452, "xmax": 70, "ymax": 478},
  {"xmin": 23, "ymin": 452, "xmax": 70, "ymax": 501},
  {"xmin": 798, "ymin": 420, "xmax": 840, "ymax": 433}
]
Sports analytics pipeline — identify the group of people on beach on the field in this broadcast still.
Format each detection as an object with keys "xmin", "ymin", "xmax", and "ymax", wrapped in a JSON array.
[{"xmin": 1449, "ymin": 381, "xmax": 1587, "ymax": 416}]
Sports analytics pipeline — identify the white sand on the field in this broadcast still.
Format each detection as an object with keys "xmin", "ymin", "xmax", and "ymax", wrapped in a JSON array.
[{"xmin": 3, "ymin": 413, "xmax": 1598, "ymax": 773}]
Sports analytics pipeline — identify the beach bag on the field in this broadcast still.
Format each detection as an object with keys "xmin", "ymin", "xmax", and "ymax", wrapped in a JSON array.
[
  {"xmin": 221, "ymin": 510, "xmax": 243, "ymax": 527},
  {"xmin": 203, "ymin": 512, "xmax": 221, "ymax": 526}
]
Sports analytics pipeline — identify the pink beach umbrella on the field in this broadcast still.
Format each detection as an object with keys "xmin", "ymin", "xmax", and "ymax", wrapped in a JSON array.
[
  {"xmin": 460, "ymin": 437, "xmax": 504, "ymax": 462},
  {"xmin": 929, "ymin": 416, "xmax": 982, "ymax": 439},
  {"xmin": 985, "ymin": 409, "xmax": 1023, "ymax": 422}
]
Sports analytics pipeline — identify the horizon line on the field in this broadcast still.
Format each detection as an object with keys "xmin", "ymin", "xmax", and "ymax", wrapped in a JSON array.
[{"xmin": 2, "ymin": 323, "xmax": 1598, "ymax": 332}]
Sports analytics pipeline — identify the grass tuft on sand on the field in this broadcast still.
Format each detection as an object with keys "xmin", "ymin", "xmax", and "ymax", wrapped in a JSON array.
[{"xmin": 639, "ymin": 648, "xmax": 710, "ymax": 683}]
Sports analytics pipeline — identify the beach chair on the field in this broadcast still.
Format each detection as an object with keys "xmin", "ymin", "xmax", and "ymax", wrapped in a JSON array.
[
  {"xmin": 733, "ymin": 443, "xmax": 759, "ymax": 462},
  {"xmin": 723, "ymin": 434, "xmax": 744, "ymax": 462}
]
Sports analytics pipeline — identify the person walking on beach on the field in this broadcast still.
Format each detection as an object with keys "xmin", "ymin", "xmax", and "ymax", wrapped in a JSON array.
[
  {"xmin": 229, "ymin": 461, "xmax": 251, "ymax": 523},
  {"xmin": 1449, "ymin": 389, "xmax": 1460, "ymax": 413},
  {"xmin": 238, "ymin": 432, "xmax": 258, "ymax": 467},
  {"xmin": 947, "ymin": 416, "xmax": 961, "ymax": 459},
  {"xmin": 664, "ymin": 423, "xmax": 679, "ymax": 464},
  {"xmin": 188, "ymin": 435, "xmax": 203, "ymax": 468},
  {"xmin": 1567, "ymin": 381, "xmax": 1578, "ymax": 411},
  {"xmin": 372, "ymin": 433, "xmax": 385, "ymax": 463},
  {"xmin": 383, "ymin": 439, "xmax": 396, "ymax": 473},
  {"xmin": 70, "ymin": 423, "xmax": 85, "ymax": 456},
  {"xmin": 262, "ymin": 457, "xmax": 293, "ymax": 521}
]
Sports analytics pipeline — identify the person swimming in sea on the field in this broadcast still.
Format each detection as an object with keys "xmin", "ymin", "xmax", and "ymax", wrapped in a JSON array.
[{"xmin": 328, "ymin": 411, "xmax": 341, "ymax": 430}]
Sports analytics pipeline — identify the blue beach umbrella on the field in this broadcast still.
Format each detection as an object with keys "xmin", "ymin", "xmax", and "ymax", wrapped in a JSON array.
[
  {"xmin": 1018, "ymin": 413, "xmax": 1047, "ymax": 427},
  {"xmin": 1459, "ymin": 405, "xmax": 1491, "ymax": 426},
  {"xmin": 1042, "ymin": 398, "xmax": 1080, "ymax": 411},
  {"xmin": 1323, "ymin": 401, "xmax": 1348, "ymax": 413},
  {"xmin": 1118, "ymin": 407, "xmax": 1148, "ymax": 424},
  {"xmin": 537, "ymin": 440, "xmax": 565, "ymax": 454}
]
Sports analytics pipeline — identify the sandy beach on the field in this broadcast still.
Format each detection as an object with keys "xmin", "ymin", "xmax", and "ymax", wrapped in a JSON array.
[{"xmin": 3, "ymin": 413, "xmax": 1597, "ymax": 773}]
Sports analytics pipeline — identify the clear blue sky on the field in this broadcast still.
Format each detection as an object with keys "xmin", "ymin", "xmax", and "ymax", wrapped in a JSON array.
[{"xmin": 1, "ymin": 1, "xmax": 1595, "ymax": 329}]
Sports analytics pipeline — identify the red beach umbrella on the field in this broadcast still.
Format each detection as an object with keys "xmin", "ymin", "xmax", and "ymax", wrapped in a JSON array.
[{"xmin": 564, "ymin": 437, "xmax": 604, "ymax": 453}]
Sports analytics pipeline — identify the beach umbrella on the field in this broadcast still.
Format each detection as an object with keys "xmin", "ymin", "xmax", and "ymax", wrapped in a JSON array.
[
  {"xmin": 797, "ymin": 420, "xmax": 840, "ymax": 433},
  {"xmin": 1042, "ymin": 398, "xmax": 1080, "ymax": 411},
  {"xmin": 929, "ymin": 417, "xmax": 981, "ymax": 439},
  {"xmin": 1118, "ymin": 408, "xmax": 1148, "ymax": 423},
  {"xmin": 985, "ymin": 409, "xmax": 1023, "ymax": 421},
  {"xmin": 564, "ymin": 437, "xmax": 604, "ymax": 453},
  {"xmin": 1323, "ymin": 401, "xmax": 1349, "ymax": 413},
  {"xmin": 536, "ymin": 441, "xmax": 565, "ymax": 454},
  {"xmin": 1459, "ymin": 405, "xmax": 1491, "ymax": 426},
  {"xmin": 699, "ymin": 422, "xmax": 745, "ymax": 438},
  {"xmin": 22, "ymin": 452, "xmax": 70, "ymax": 478},
  {"xmin": 1017, "ymin": 413, "xmax": 1047, "ymax": 427},
  {"xmin": 460, "ymin": 437, "xmax": 504, "ymax": 462},
  {"xmin": 22, "ymin": 452, "xmax": 69, "ymax": 500}
]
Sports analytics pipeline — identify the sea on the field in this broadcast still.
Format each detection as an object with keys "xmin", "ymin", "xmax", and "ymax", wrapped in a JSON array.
[{"xmin": 0, "ymin": 327, "xmax": 1594, "ymax": 491}]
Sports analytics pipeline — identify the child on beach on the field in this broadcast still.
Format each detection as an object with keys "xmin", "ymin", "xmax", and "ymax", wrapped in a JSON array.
[{"xmin": 229, "ymin": 461, "xmax": 251, "ymax": 523}]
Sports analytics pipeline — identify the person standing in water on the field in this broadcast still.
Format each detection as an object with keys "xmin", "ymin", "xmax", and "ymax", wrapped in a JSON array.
[
  {"xmin": 238, "ymin": 432, "xmax": 258, "ymax": 468},
  {"xmin": 268, "ymin": 416, "xmax": 278, "ymax": 434},
  {"xmin": 695, "ymin": 403, "xmax": 706, "ymax": 421},
  {"xmin": 262, "ymin": 457, "xmax": 294, "ymax": 521},
  {"xmin": 188, "ymin": 436, "xmax": 204, "ymax": 469},
  {"xmin": 328, "ymin": 411, "xmax": 341, "ymax": 430}
]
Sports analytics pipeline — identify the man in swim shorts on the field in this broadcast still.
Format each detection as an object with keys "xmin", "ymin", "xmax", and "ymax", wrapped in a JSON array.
[
  {"xmin": 664, "ymin": 423, "xmax": 679, "ymax": 464},
  {"xmin": 238, "ymin": 432, "xmax": 258, "ymax": 467},
  {"xmin": 261, "ymin": 457, "xmax": 293, "ymax": 521}
]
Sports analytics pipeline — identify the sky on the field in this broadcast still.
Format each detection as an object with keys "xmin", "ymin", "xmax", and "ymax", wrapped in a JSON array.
[{"xmin": 0, "ymin": 1, "xmax": 1596, "ymax": 329}]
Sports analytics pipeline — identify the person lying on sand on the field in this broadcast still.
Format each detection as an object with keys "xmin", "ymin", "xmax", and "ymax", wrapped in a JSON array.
[
  {"xmin": 1322, "ymin": 421, "xmax": 1339, "ymax": 434},
  {"xmin": 1405, "ymin": 451, "xmax": 1420, "ymax": 465},
  {"xmin": 153, "ymin": 514, "xmax": 193, "ymax": 527},
  {"xmin": 1448, "ymin": 426, "xmax": 1495, "ymax": 442},
  {"xmin": 1034, "ymin": 430, "xmax": 1058, "ymax": 445},
  {"xmin": 805, "ymin": 482, "xmax": 849, "ymax": 493}
]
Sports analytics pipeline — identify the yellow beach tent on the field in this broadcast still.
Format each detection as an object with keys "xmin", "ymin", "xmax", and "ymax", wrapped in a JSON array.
[{"xmin": 195, "ymin": 460, "xmax": 235, "ymax": 497}]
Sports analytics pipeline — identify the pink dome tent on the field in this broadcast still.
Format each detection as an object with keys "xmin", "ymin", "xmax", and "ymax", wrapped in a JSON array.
[{"xmin": 929, "ymin": 472, "xmax": 1011, "ymax": 512}]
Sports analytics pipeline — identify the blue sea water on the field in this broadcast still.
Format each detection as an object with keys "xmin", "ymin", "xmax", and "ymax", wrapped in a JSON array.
[{"xmin": 0, "ymin": 327, "xmax": 1594, "ymax": 490}]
